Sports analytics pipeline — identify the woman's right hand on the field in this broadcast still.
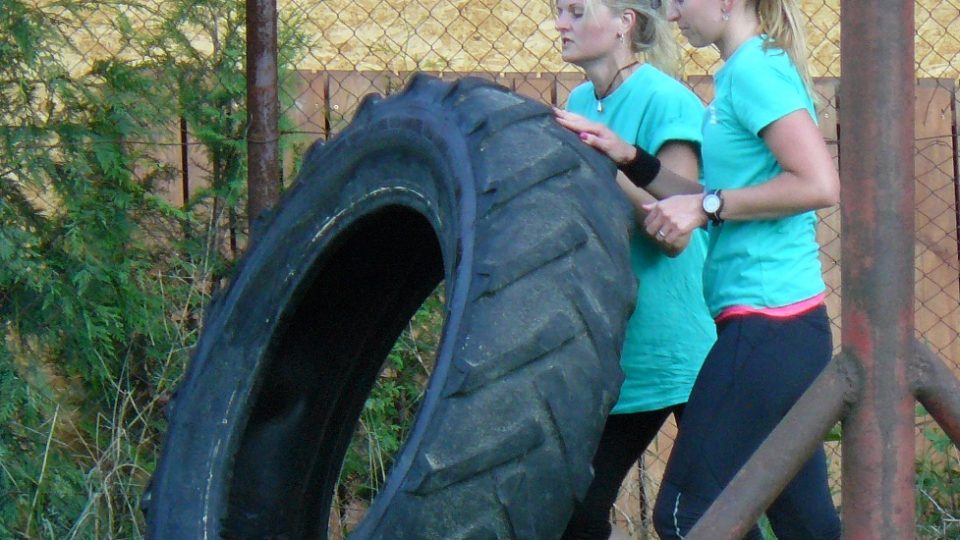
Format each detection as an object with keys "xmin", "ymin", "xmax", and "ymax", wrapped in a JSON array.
[{"xmin": 553, "ymin": 108, "xmax": 637, "ymax": 165}]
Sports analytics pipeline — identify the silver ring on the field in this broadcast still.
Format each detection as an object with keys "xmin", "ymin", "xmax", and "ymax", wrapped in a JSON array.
[{"xmin": 656, "ymin": 229, "xmax": 666, "ymax": 239}]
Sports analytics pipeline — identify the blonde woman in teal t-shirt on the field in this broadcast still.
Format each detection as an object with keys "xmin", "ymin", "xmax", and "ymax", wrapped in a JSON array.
[
  {"xmin": 645, "ymin": 0, "xmax": 839, "ymax": 538},
  {"xmin": 553, "ymin": 0, "xmax": 715, "ymax": 538}
]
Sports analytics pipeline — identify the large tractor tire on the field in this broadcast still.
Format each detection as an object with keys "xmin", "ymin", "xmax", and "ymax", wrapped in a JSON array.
[{"xmin": 145, "ymin": 73, "xmax": 637, "ymax": 539}]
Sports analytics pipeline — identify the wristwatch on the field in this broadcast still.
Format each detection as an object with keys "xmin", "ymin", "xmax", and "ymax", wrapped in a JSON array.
[{"xmin": 702, "ymin": 189, "xmax": 724, "ymax": 225}]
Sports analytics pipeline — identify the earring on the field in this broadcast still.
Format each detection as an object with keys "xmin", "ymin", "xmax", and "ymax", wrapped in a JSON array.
[
  {"xmin": 721, "ymin": 7, "xmax": 730, "ymax": 20},
  {"xmin": 617, "ymin": 32, "xmax": 624, "ymax": 42}
]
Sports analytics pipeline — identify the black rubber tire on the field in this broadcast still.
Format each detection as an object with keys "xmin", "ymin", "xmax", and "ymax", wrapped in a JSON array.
[{"xmin": 145, "ymin": 73, "xmax": 637, "ymax": 539}]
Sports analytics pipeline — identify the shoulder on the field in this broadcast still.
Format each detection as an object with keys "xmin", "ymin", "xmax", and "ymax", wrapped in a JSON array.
[
  {"xmin": 633, "ymin": 65, "xmax": 704, "ymax": 110},
  {"xmin": 727, "ymin": 40, "xmax": 799, "ymax": 87},
  {"xmin": 568, "ymin": 80, "xmax": 594, "ymax": 101},
  {"xmin": 723, "ymin": 39, "xmax": 813, "ymax": 133},
  {"xmin": 565, "ymin": 80, "xmax": 595, "ymax": 110}
]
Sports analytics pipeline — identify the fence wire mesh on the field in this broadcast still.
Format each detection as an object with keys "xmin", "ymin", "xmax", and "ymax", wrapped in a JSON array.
[
  {"xmin": 2, "ymin": 0, "xmax": 960, "ymax": 537},
  {"xmin": 276, "ymin": 1, "xmax": 957, "ymax": 537},
  {"xmin": 915, "ymin": 5, "xmax": 960, "ymax": 538}
]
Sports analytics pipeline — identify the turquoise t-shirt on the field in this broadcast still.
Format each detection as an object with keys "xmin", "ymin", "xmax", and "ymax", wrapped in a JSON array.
[
  {"xmin": 701, "ymin": 36, "xmax": 826, "ymax": 317},
  {"xmin": 567, "ymin": 64, "xmax": 716, "ymax": 414}
]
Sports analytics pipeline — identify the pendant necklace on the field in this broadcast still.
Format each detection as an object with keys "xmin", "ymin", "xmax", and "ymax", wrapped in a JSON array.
[{"xmin": 595, "ymin": 60, "xmax": 640, "ymax": 113}]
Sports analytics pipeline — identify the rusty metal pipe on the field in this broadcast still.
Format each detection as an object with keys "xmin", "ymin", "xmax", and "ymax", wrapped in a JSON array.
[
  {"xmin": 912, "ymin": 338, "xmax": 960, "ymax": 447},
  {"xmin": 246, "ymin": 0, "xmax": 280, "ymax": 231},
  {"xmin": 838, "ymin": 1, "xmax": 917, "ymax": 538},
  {"xmin": 685, "ymin": 355, "xmax": 859, "ymax": 540},
  {"xmin": 180, "ymin": 116, "xmax": 190, "ymax": 207}
]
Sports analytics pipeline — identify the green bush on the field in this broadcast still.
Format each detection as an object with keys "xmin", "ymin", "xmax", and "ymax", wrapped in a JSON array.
[
  {"xmin": 0, "ymin": 0, "xmax": 306, "ymax": 535},
  {"xmin": 916, "ymin": 407, "xmax": 960, "ymax": 539},
  {"xmin": 331, "ymin": 287, "xmax": 444, "ymax": 535}
]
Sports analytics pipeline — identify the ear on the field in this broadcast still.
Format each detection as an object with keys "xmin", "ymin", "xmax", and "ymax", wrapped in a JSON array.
[{"xmin": 620, "ymin": 8, "xmax": 637, "ymax": 34}]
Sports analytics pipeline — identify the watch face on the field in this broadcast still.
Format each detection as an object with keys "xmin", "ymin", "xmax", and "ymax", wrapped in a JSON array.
[{"xmin": 703, "ymin": 194, "xmax": 721, "ymax": 213}]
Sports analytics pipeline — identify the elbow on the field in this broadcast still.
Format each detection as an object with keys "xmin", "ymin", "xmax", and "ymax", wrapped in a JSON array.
[
  {"xmin": 822, "ymin": 185, "xmax": 840, "ymax": 208},
  {"xmin": 818, "ymin": 172, "xmax": 841, "ymax": 209}
]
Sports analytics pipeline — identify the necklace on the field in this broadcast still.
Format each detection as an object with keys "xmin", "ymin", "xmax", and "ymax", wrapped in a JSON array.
[{"xmin": 595, "ymin": 60, "xmax": 640, "ymax": 112}]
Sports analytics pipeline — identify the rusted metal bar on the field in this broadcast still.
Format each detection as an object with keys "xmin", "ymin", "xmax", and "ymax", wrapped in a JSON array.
[
  {"xmin": 685, "ymin": 355, "xmax": 859, "ymax": 540},
  {"xmin": 952, "ymin": 93, "xmax": 960, "ymax": 296},
  {"xmin": 179, "ymin": 116, "xmax": 190, "ymax": 207},
  {"xmin": 838, "ymin": 1, "xmax": 917, "ymax": 538},
  {"xmin": 246, "ymin": 0, "xmax": 280, "ymax": 231},
  {"xmin": 911, "ymin": 338, "xmax": 960, "ymax": 447}
]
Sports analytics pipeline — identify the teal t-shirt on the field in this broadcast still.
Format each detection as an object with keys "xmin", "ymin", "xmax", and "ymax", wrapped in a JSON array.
[
  {"xmin": 701, "ymin": 36, "xmax": 826, "ymax": 317},
  {"xmin": 567, "ymin": 64, "xmax": 716, "ymax": 414}
]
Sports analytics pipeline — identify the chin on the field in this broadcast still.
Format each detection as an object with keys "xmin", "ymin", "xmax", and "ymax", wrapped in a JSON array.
[{"xmin": 684, "ymin": 35, "xmax": 709, "ymax": 49}]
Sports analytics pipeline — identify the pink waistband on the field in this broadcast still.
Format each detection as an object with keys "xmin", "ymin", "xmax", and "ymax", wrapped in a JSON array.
[{"xmin": 715, "ymin": 292, "xmax": 827, "ymax": 324}]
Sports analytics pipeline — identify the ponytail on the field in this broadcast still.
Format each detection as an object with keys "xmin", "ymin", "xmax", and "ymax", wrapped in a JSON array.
[{"xmin": 756, "ymin": 0, "xmax": 816, "ymax": 100}]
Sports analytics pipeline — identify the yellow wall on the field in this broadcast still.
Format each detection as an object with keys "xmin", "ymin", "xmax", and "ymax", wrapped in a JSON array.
[
  {"xmin": 51, "ymin": 0, "xmax": 960, "ymax": 80},
  {"xmin": 286, "ymin": 0, "xmax": 960, "ymax": 80}
]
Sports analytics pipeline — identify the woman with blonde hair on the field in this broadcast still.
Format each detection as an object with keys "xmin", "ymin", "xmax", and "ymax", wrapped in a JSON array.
[
  {"xmin": 553, "ymin": 0, "xmax": 715, "ymax": 538},
  {"xmin": 642, "ymin": 0, "xmax": 839, "ymax": 537}
]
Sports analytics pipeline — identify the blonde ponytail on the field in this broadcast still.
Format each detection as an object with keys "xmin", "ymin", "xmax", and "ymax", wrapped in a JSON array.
[
  {"xmin": 756, "ymin": 0, "xmax": 816, "ymax": 99},
  {"xmin": 597, "ymin": 0, "xmax": 682, "ymax": 77}
]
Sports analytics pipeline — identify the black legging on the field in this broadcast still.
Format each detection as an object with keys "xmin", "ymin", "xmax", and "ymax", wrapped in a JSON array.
[
  {"xmin": 561, "ymin": 405, "xmax": 684, "ymax": 540},
  {"xmin": 653, "ymin": 306, "xmax": 841, "ymax": 540}
]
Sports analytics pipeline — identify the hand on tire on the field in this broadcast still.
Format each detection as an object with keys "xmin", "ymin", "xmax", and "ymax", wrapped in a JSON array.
[{"xmin": 553, "ymin": 108, "xmax": 637, "ymax": 165}]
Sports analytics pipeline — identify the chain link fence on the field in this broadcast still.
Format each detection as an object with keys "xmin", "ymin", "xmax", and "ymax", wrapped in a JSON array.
[
  {"xmin": 274, "ymin": 1, "xmax": 959, "ymax": 537},
  {"xmin": 2, "ymin": 0, "xmax": 959, "ymax": 536},
  {"xmin": 913, "ymin": 4, "xmax": 960, "ymax": 535}
]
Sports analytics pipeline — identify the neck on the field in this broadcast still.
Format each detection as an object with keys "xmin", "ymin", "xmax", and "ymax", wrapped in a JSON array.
[
  {"xmin": 717, "ymin": 19, "xmax": 761, "ymax": 60},
  {"xmin": 584, "ymin": 53, "xmax": 640, "ymax": 99}
]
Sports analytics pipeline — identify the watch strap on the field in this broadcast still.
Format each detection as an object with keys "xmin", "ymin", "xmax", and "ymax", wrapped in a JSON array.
[{"xmin": 706, "ymin": 189, "xmax": 724, "ymax": 225}]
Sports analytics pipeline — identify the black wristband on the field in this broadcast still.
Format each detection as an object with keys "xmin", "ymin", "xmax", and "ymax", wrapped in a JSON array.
[{"xmin": 618, "ymin": 145, "xmax": 661, "ymax": 188}]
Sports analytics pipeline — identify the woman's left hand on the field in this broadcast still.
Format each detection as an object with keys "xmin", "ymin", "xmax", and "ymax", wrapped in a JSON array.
[{"xmin": 553, "ymin": 108, "xmax": 636, "ymax": 164}]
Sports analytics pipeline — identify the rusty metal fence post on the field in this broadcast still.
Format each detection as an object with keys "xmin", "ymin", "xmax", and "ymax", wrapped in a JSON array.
[
  {"xmin": 246, "ymin": 0, "xmax": 280, "ymax": 230},
  {"xmin": 838, "ymin": 1, "xmax": 918, "ymax": 537}
]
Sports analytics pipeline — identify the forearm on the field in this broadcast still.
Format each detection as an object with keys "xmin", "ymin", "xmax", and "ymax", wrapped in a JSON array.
[
  {"xmin": 647, "ymin": 165, "xmax": 703, "ymax": 198},
  {"xmin": 617, "ymin": 163, "xmax": 692, "ymax": 256},
  {"xmin": 553, "ymin": 109, "xmax": 703, "ymax": 197},
  {"xmin": 617, "ymin": 144, "xmax": 702, "ymax": 198},
  {"xmin": 616, "ymin": 172, "xmax": 657, "ymax": 212},
  {"xmin": 721, "ymin": 109, "xmax": 840, "ymax": 221},
  {"xmin": 718, "ymin": 172, "xmax": 839, "ymax": 222}
]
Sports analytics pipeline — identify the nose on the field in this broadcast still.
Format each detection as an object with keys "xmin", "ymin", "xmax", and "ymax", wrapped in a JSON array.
[
  {"xmin": 555, "ymin": 13, "xmax": 570, "ymax": 32},
  {"xmin": 666, "ymin": 0, "xmax": 680, "ymax": 21}
]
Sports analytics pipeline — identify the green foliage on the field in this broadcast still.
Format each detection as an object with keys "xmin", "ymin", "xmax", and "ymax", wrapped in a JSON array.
[
  {"xmin": 332, "ymin": 287, "xmax": 444, "ymax": 534},
  {"xmin": 152, "ymin": 0, "xmax": 249, "ymax": 198},
  {"xmin": 0, "ymin": 0, "xmax": 307, "ymax": 536},
  {"xmin": 0, "ymin": 22, "xmax": 192, "ymax": 534},
  {"xmin": 916, "ymin": 406, "xmax": 960, "ymax": 539}
]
